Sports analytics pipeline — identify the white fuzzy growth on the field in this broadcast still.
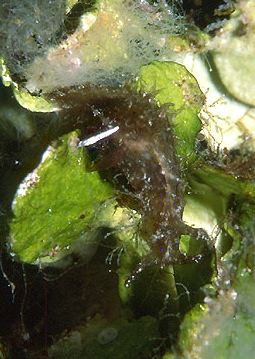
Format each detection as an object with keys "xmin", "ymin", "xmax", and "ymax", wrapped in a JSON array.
[{"xmin": 25, "ymin": 0, "xmax": 184, "ymax": 92}]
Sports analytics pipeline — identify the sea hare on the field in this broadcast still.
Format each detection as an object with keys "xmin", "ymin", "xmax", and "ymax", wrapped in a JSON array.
[{"xmin": 48, "ymin": 83, "xmax": 210, "ymax": 282}]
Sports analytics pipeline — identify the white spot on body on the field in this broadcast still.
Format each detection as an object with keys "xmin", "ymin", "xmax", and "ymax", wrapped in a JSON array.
[{"xmin": 78, "ymin": 126, "xmax": 119, "ymax": 147}]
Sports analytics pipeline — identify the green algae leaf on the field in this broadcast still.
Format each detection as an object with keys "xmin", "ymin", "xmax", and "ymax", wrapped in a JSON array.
[
  {"xmin": 187, "ymin": 165, "xmax": 255, "ymax": 256},
  {"xmin": 13, "ymin": 87, "xmax": 57, "ymax": 112},
  {"xmin": 137, "ymin": 61, "xmax": 204, "ymax": 113},
  {"xmin": 1, "ymin": 56, "xmax": 57, "ymax": 112},
  {"xmin": 10, "ymin": 131, "xmax": 114, "ymax": 264},
  {"xmin": 179, "ymin": 167, "xmax": 255, "ymax": 359},
  {"xmin": 179, "ymin": 303, "xmax": 208, "ymax": 355},
  {"xmin": 162, "ymin": 353, "xmax": 178, "ymax": 359},
  {"xmin": 136, "ymin": 61, "xmax": 204, "ymax": 164},
  {"xmin": 0, "ymin": 56, "xmax": 12, "ymax": 87},
  {"xmin": 190, "ymin": 166, "xmax": 243, "ymax": 197},
  {"xmin": 180, "ymin": 278, "xmax": 255, "ymax": 359},
  {"xmin": 191, "ymin": 237, "xmax": 255, "ymax": 359}
]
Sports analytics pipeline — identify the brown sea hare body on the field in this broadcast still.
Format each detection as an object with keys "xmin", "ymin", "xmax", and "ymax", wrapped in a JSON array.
[{"xmin": 49, "ymin": 84, "xmax": 209, "ymax": 279}]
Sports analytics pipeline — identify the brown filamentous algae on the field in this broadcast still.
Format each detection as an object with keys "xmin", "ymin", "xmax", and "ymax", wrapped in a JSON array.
[{"xmin": 49, "ymin": 84, "xmax": 210, "ymax": 284}]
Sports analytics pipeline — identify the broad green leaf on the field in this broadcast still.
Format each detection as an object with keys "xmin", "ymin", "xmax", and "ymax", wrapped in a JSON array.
[
  {"xmin": 10, "ymin": 131, "xmax": 114, "ymax": 263},
  {"xmin": 136, "ymin": 61, "xmax": 204, "ymax": 164},
  {"xmin": 180, "ymin": 276, "xmax": 255, "ymax": 359}
]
